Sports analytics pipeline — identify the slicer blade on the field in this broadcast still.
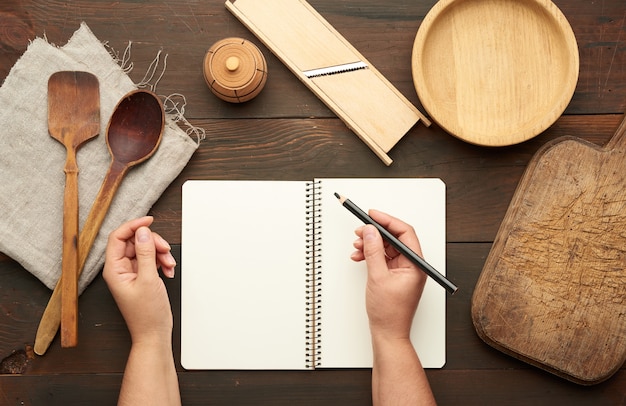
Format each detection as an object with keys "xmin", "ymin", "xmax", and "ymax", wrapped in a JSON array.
[{"xmin": 303, "ymin": 61, "xmax": 368, "ymax": 78}]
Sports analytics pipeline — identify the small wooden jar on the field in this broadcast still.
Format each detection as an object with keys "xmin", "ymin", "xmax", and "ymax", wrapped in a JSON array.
[{"xmin": 203, "ymin": 37, "xmax": 268, "ymax": 103}]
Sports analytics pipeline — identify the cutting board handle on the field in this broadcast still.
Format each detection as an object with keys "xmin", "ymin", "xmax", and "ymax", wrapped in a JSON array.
[{"xmin": 604, "ymin": 111, "xmax": 626, "ymax": 152}]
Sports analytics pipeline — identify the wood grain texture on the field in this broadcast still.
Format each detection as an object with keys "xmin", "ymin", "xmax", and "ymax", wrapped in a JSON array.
[
  {"xmin": 34, "ymin": 90, "xmax": 164, "ymax": 356},
  {"xmin": 47, "ymin": 71, "xmax": 100, "ymax": 348},
  {"xmin": 412, "ymin": 0, "xmax": 579, "ymax": 146},
  {"xmin": 2, "ymin": 244, "xmax": 625, "ymax": 404},
  {"xmin": 0, "ymin": 1, "xmax": 622, "ymax": 117},
  {"xmin": 146, "ymin": 114, "xmax": 625, "ymax": 245},
  {"xmin": 0, "ymin": 0, "xmax": 624, "ymax": 404},
  {"xmin": 1, "ymin": 369, "xmax": 625, "ymax": 406},
  {"xmin": 226, "ymin": 0, "xmax": 430, "ymax": 165},
  {"xmin": 203, "ymin": 37, "xmax": 268, "ymax": 103},
  {"xmin": 472, "ymin": 115, "xmax": 626, "ymax": 385}
]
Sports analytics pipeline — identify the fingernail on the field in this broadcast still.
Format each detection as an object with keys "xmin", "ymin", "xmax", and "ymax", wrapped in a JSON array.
[
  {"xmin": 157, "ymin": 234, "xmax": 171, "ymax": 250},
  {"xmin": 136, "ymin": 227, "xmax": 150, "ymax": 243}
]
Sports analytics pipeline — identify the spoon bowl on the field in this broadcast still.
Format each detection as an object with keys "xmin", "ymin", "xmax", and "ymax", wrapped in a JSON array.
[{"xmin": 107, "ymin": 90, "xmax": 164, "ymax": 165}]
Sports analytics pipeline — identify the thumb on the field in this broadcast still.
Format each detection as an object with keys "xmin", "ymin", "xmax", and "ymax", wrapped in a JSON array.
[
  {"xmin": 362, "ymin": 225, "xmax": 389, "ymax": 276},
  {"xmin": 135, "ymin": 226, "xmax": 157, "ymax": 280}
]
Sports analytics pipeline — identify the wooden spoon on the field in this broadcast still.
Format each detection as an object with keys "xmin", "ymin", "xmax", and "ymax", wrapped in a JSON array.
[
  {"xmin": 35, "ymin": 89, "xmax": 164, "ymax": 354},
  {"xmin": 47, "ymin": 71, "xmax": 100, "ymax": 348}
]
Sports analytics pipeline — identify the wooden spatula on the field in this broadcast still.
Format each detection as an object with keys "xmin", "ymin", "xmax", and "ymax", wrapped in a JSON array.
[{"xmin": 47, "ymin": 71, "xmax": 100, "ymax": 348}]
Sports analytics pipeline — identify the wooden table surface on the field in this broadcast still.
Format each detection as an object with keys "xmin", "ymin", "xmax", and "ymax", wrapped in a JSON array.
[{"xmin": 1, "ymin": 1, "xmax": 625, "ymax": 405}]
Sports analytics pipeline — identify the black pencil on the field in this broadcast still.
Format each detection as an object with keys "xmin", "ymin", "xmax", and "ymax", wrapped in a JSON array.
[{"xmin": 335, "ymin": 193, "xmax": 458, "ymax": 294}]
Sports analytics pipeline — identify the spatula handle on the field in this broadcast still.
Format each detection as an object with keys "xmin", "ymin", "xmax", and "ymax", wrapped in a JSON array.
[
  {"xmin": 60, "ymin": 158, "xmax": 80, "ymax": 348},
  {"xmin": 35, "ymin": 162, "xmax": 128, "ymax": 355}
]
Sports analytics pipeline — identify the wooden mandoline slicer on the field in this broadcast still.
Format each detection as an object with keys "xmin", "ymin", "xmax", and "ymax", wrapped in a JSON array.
[{"xmin": 226, "ymin": 0, "xmax": 430, "ymax": 166}]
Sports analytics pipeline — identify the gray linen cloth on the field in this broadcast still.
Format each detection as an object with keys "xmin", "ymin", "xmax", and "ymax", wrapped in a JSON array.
[{"xmin": 0, "ymin": 23, "xmax": 199, "ymax": 292}]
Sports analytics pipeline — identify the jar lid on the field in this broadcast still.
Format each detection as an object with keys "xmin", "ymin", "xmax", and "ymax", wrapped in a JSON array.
[{"xmin": 203, "ymin": 37, "xmax": 268, "ymax": 103}]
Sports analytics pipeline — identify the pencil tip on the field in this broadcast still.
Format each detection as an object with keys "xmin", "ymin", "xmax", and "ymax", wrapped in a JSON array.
[{"xmin": 334, "ymin": 193, "xmax": 347, "ymax": 204}]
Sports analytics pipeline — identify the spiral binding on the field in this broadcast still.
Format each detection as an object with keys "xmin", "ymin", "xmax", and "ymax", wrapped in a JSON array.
[{"xmin": 305, "ymin": 180, "xmax": 323, "ymax": 368}]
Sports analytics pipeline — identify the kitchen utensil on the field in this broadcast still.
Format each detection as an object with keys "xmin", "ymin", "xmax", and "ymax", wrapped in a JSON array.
[
  {"xmin": 226, "ymin": 0, "xmax": 431, "ymax": 166},
  {"xmin": 412, "ymin": 0, "xmax": 579, "ymax": 146},
  {"xmin": 35, "ymin": 89, "xmax": 164, "ymax": 355},
  {"xmin": 472, "ymin": 113, "xmax": 626, "ymax": 385},
  {"xmin": 47, "ymin": 71, "xmax": 100, "ymax": 348}
]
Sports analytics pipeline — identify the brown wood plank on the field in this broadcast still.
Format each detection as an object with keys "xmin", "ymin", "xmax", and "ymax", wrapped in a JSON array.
[
  {"xmin": 147, "ymin": 114, "xmax": 625, "ymax": 244},
  {"xmin": 0, "ymin": 369, "xmax": 624, "ymax": 406},
  {"xmin": 0, "ymin": 1, "xmax": 623, "ymax": 119},
  {"xmin": 2, "ymin": 242, "xmax": 625, "ymax": 402},
  {"xmin": 3, "ymin": 244, "xmax": 623, "ymax": 372}
]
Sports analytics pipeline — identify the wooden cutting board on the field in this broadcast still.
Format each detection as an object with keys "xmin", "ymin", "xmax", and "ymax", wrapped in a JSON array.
[{"xmin": 472, "ymin": 114, "xmax": 626, "ymax": 385}]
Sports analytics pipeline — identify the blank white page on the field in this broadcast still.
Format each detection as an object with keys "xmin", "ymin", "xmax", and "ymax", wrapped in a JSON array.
[
  {"xmin": 318, "ymin": 178, "xmax": 446, "ymax": 368},
  {"xmin": 181, "ymin": 180, "xmax": 309, "ymax": 370}
]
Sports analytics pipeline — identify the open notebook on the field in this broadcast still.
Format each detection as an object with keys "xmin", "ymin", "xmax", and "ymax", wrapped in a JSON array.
[{"xmin": 180, "ymin": 178, "xmax": 446, "ymax": 370}]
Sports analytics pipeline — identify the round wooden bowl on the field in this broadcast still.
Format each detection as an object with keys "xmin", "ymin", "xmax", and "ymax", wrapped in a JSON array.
[
  {"xmin": 203, "ymin": 37, "xmax": 268, "ymax": 103},
  {"xmin": 412, "ymin": 0, "xmax": 579, "ymax": 146}
]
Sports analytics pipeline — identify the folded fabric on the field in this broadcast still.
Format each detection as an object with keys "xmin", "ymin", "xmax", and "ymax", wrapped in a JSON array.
[{"xmin": 0, "ymin": 22, "xmax": 199, "ymax": 292}]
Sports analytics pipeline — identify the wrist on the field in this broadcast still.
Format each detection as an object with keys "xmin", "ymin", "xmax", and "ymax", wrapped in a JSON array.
[
  {"xmin": 371, "ymin": 332, "xmax": 412, "ymax": 343},
  {"xmin": 130, "ymin": 329, "xmax": 173, "ymax": 349},
  {"xmin": 370, "ymin": 328, "xmax": 412, "ymax": 347},
  {"xmin": 369, "ymin": 321, "xmax": 412, "ymax": 342},
  {"xmin": 370, "ymin": 333, "xmax": 418, "ymax": 368}
]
